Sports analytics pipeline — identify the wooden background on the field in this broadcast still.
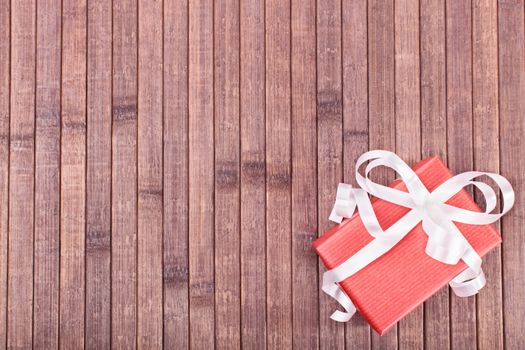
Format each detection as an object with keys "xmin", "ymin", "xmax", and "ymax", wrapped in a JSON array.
[{"xmin": 0, "ymin": 0, "xmax": 524, "ymax": 349}]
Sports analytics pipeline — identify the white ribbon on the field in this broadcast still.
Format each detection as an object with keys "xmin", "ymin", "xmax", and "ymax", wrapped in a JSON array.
[{"xmin": 323, "ymin": 150, "xmax": 515, "ymax": 322}]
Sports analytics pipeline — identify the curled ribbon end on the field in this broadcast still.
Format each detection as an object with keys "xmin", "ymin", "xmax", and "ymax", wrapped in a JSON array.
[
  {"xmin": 450, "ymin": 267, "xmax": 486, "ymax": 297},
  {"xmin": 330, "ymin": 310, "xmax": 353, "ymax": 322},
  {"xmin": 329, "ymin": 183, "xmax": 357, "ymax": 224}
]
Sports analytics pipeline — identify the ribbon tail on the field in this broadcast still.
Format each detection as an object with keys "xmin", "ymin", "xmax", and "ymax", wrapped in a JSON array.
[
  {"xmin": 329, "ymin": 183, "xmax": 357, "ymax": 224},
  {"xmin": 422, "ymin": 217, "xmax": 467, "ymax": 265},
  {"xmin": 449, "ymin": 266, "xmax": 486, "ymax": 297},
  {"xmin": 322, "ymin": 271, "xmax": 357, "ymax": 322},
  {"xmin": 449, "ymin": 246, "xmax": 485, "ymax": 297}
]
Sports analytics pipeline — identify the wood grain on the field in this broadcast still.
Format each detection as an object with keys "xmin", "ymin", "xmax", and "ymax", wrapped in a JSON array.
[
  {"xmin": 111, "ymin": 0, "xmax": 137, "ymax": 348},
  {"xmin": 291, "ymin": 0, "xmax": 319, "ymax": 348},
  {"xmin": 394, "ymin": 0, "xmax": 422, "ymax": 348},
  {"xmin": 368, "ymin": 0, "xmax": 397, "ymax": 347},
  {"xmin": 214, "ymin": 1, "xmax": 241, "ymax": 349},
  {"xmin": 420, "ymin": 4, "xmax": 447, "ymax": 167},
  {"xmin": 472, "ymin": 1, "xmax": 503, "ymax": 349},
  {"xmin": 317, "ymin": 0, "xmax": 344, "ymax": 348},
  {"xmin": 137, "ymin": 0, "xmax": 163, "ymax": 348},
  {"xmin": 34, "ymin": 0, "xmax": 61, "ymax": 347},
  {"xmin": 163, "ymin": 0, "xmax": 189, "ymax": 348},
  {"xmin": 342, "ymin": 0, "xmax": 370, "ymax": 348},
  {"xmin": 60, "ymin": 0, "xmax": 86, "ymax": 348},
  {"xmin": 420, "ymin": 1, "xmax": 449, "ymax": 349},
  {"xmin": 213, "ymin": 3, "xmax": 242, "ymax": 347},
  {"xmin": 87, "ymin": 0, "xmax": 112, "ymax": 347},
  {"xmin": 266, "ymin": 0, "xmax": 292, "ymax": 348},
  {"xmin": 498, "ymin": 1, "xmax": 525, "ymax": 349},
  {"xmin": 214, "ymin": 0, "xmax": 240, "ymax": 349},
  {"xmin": 240, "ymin": 0, "xmax": 267, "ymax": 347},
  {"xmin": 446, "ymin": 1, "xmax": 477, "ymax": 349},
  {"xmin": 188, "ymin": 0, "xmax": 215, "ymax": 348},
  {"xmin": 8, "ymin": 0, "xmax": 35, "ymax": 348},
  {"xmin": 0, "ymin": 0, "xmax": 9, "ymax": 345}
]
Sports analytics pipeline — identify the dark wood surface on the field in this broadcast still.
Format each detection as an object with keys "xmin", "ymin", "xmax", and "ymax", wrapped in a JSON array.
[{"xmin": 0, "ymin": 0, "xmax": 524, "ymax": 349}]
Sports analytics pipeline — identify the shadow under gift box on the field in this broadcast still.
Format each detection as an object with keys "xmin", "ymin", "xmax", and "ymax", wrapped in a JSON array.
[{"xmin": 313, "ymin": 156, "xmax": 501, "ymax": 335}]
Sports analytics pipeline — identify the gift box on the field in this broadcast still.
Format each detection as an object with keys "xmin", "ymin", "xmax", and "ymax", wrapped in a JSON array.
[{"xmin": 313, "ymin": 155, "xmax": 503, "ymax": 335}]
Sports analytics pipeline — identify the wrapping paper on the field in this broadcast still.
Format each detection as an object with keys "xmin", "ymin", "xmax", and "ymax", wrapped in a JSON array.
[{"xmin": 313, "ymin": 156, "xmax": 501, "ymax": 335}]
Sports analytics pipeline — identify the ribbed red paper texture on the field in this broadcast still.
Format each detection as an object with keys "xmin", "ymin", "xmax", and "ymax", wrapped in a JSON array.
[{"xmin": 313, "ymin": 156, "xmax": 501, "ymax": 335}]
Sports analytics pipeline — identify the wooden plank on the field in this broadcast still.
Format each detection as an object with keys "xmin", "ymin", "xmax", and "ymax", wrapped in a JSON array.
[
  {"xmin": 316, "ymin": 0, "xmax": 343, "ymax": 348},
  {"xmin": 163, "ymin": 0, "xmax": 189, "ymax": 348},
  {"xmin": 7, "ymin": 0, "xmax": 35, "ymax": 348},
  {"xmin": 341, "ymin": 0, "xmax": 370, "ymax": 348},
  {"xmin": 213, "ymin": 0, "xmax": 241, "ymax": 348},
  {"xmin": 188, "ymin": 0, "xmax": 215, "ymax": 348},
  {"xmin": 86, "ymin": 0, "xmax": 112, "ymax": 348},
  {"xmin": 291, "ymin": 0, "xmax": 319, "ymax": 347},
  {"xmin": 265, "ymin": 0, "xmax": 292, "ymax": 348},
  {"xmin": 420, "ymin": 6, "xmax": 447, "ymax": 160},
  {"xmin": 368, "ymin": 0, "xmax": 397, "ymax": 348},
  {"xmin": 498, "ymin": 1, "xmax": 525, "ymax": 348},
  {"xmin": 34, "ymin": 0, "xmax": 61, "ymax": 348},
  {"xmin": 137, "ymin": 0, "xmax": 163, "ymax": 347},
  {"xmin": 420, "ymin": 1, "xmax": 449, "ymax": 349},
  {"xmin": 394, "ymin": 0, "xmax": 422, "ymax": 348},
  {"xmin": 111, "ymin": 0, "xmax": 137, "ymax": 348},
  {"xmin": 60, "ymin": 0, "xmax": 86, "ymax": 348},
  {"xmin": 240, "ymin": 0, "xmax": 266, "ymax": 347},
  {"xmin": 0, "ymin": 0, "xmax": 9, "ymax": 346},
  {"xmin": 446, "ymin": 1, "xmax": 477, "ymax": 349},
  {"xmin": 472, "ymin": 1, "xmax": 503, "ymax": 349}
]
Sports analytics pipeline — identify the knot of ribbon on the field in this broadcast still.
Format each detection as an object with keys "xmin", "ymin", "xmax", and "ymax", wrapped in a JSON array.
[{"xmin": 323, "ymin": 150, "xmax": 515, "ymax": 322}]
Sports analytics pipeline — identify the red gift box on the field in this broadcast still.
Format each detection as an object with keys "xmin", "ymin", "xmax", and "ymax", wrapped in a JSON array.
[{"xmin": 313, "ymin": 156, "xmax": 501, "ymax": 335}]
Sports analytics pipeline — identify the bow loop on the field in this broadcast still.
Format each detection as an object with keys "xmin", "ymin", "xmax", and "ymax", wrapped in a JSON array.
[{"xmin": 429, "ymin": 171, "xmax": 515, "ymax": 224}]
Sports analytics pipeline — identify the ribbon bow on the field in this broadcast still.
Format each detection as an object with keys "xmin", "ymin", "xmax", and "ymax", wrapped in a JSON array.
[{"xmin": 323, "ymin": 150, "xmax": 515, "ymax": 322}]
